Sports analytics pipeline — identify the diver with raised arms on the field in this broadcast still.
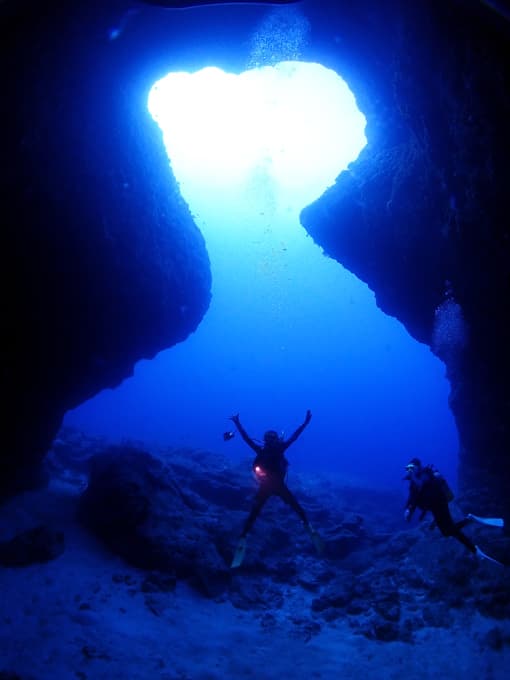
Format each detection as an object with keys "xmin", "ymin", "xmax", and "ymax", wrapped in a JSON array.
[{"xmin": 228, "ymin": 409, "xmax": 323, "ymax": 568}]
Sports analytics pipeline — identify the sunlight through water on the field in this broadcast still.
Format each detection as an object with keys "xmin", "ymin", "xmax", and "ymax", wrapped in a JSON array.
[{"xmin": 148, "ymin": 61, "xmax": 367, "ymax": 212}]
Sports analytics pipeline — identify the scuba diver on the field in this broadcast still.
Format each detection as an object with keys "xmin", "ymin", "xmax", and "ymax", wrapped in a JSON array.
[
  {"xmin": 403, "ymin": 458, "xmax": 505, "ymax": 566},
  {"xmin": 229, "ymin": 410, "xmax": 323, "ymax": 568}
]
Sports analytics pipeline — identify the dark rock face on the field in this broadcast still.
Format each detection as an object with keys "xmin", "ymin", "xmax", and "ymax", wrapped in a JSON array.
[
  {"xmin": 300, "ymin": 0, "xmax": 510, "ymax": 513},
  {"xmin": 1, "ymin": 1, "xmax": 211, "ymax": 493},
  {"xmin": 0, "ymin": 525, "xmax": 65, "ymax": 566},
  {"xmin": 78, "ymin": 445, "xmax": 231, "ymax": 597}
]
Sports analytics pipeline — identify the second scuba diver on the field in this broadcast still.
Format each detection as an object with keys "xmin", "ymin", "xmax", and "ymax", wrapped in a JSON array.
[
  {"xmin": 403, "ymin": 458, "xmax": 505, "ymax": 566},
  {"xmin": 229, "ymin": 410, "xmax": 323, "ymax": 568}
]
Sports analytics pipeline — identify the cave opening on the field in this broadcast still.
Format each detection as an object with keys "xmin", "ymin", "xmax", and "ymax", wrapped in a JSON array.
[
  {"xmin": 66, "ymin": 58, "xmax": 458, "ymax": 489},
  {"xmin": 147, "ymin": 61, "xmax": 367, "ymax": 212}
]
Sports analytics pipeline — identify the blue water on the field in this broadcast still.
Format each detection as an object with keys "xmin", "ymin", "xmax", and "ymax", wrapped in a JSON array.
[
  {"xmin": 65, "ymin": 168, "xmax": 458, "ymax": 494},
  {"xmin": 65, "ymin": 2, "xmax": 458, "ymax": 494}
]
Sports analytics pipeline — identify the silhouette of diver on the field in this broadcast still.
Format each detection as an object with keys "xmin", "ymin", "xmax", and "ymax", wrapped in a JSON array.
[
  {"xmin": 229, "ymin": 410, "xmax": 322, "ymax": 567},
  {"xmin": 404, "ymin": 458, "xmax": 505, "ymax": 566}
]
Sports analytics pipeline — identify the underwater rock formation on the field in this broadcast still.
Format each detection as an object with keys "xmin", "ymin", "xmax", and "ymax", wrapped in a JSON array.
[
  {"xmin": 57, "ymin": 433, "xmax": 510, "ymax": 631},
  {"xmin": 0, "ymin": 1, "xmax": 211, "ymax": 494},
  {"xmin": 300, "ymin": 0, "xmax": 510, "ymax": 515},
  {"xmin": 1, "ymin": 0, "xmax": 509, "ymax": 516},
  {"xmin": 70, "ymin": 437, "xmax": 386, "ymax": 597},
  {"xmin": 0, "ymin": 525, "xmax": 65, "ymax": 567},
  {"xmin": 77, "ymin": 445, "xmax": 231, "ymax": 597}
]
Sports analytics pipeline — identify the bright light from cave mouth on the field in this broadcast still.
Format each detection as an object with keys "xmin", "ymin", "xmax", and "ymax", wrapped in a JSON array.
[{"xmin": 148, "ymin": 61, "xmax": 367, "ymax": 211}]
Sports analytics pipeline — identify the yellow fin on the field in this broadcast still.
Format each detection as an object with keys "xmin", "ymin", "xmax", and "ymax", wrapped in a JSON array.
[{"xmin": 231, "ymin": 537, "xmax": 247, "ymax": 569}]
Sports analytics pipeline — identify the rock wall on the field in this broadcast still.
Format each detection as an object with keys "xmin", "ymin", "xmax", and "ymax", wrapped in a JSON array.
[
  {"xmin": 1, "ymin": 0, "xmax": 212, "ymax": 493},
  {"xmin": 301, "ymin": 0, "xmax": 510, "ymax": 518}
]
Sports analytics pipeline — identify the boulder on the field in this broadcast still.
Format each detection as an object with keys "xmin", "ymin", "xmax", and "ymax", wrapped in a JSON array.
[{"xmin": 77, "ymin": 446, "xmax": 230, "ymax": 596}]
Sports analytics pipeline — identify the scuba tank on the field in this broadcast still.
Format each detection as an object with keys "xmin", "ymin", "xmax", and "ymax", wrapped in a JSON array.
[{"xmin": 428, "ymin": 465, "xmax": 454, "ymax": 502}]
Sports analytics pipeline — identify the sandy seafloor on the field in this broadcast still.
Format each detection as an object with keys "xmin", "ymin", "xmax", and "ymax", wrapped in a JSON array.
[{"xmin": 1, "ymin": 474, "xmax": 509, "ymax": 680}]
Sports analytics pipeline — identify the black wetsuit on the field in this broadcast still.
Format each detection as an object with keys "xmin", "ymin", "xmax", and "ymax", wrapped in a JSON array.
[
  {"xmin": 406, "ymin": 467, "xmax": 476, "ymax": 553},
  {"xmin": 234, "ymin": 420, "xmax": 309, "ymax": 537}
]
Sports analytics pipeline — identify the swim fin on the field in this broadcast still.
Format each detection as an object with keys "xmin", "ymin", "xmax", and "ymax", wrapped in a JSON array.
[
  {"xmin": 475, "ymin": 545, "xmax": 505, "ymax": 567},
  {"xmin": 306, "ymin": 523, "xmax": 324, "ymax": 555},
  {"xmin": 467, "ymin": 514, "xmax": 505, "ymax": 528},
  {"xmin": 231, "ymin": 537, "xmax": 247, "ymax": 569}
]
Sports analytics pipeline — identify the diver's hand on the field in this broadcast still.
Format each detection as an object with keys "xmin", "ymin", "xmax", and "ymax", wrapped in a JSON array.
[
  {"xmin": 304, "ymin": 409, "xmax": 312, "ymax": 425},
  {"xmin": 229, "ymin": 413, "xmax": 240, "ymax": 426},
  {"xmin": 404, "ymin": 508, "xmax": 411, "ymax": 522}
]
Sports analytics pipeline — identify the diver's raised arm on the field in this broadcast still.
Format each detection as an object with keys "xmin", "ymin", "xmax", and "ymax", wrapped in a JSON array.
[
  {"xmin": 283, "ymin": 410, "xmax": 312, "ymax": 449},
  {"xmin": 229, "ymin": 414, "xmax": 259, "ymax": 453}
]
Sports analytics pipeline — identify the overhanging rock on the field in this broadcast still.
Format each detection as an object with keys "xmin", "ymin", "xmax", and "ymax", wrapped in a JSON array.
[
  {"xmin": 1, "ymin": 0, "xmax": 212, "ymax": 494},
  {"xmin": 301, "ymin": 0, "xmax": 510, "ymax": 517}
]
